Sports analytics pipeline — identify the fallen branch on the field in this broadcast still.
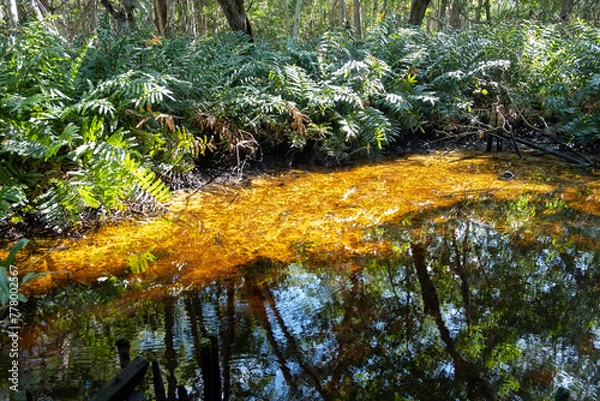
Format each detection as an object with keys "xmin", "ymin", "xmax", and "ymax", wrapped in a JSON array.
[
  {"xmin": 541, "ymin": 131, "xmax": 595, "ymax": 165},
  {"xmin": 500, "ymin": 86, "xmax": 594, "ymax": 166},
  {"xmin": 491, "ymin": 133, "xmax": 592, "ymax": 166},
  {"xmin": 433, "ymin": 114, "xmax": 592, "ymax": 166}
]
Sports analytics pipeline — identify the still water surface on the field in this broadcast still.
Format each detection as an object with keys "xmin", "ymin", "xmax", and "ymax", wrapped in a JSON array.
[{"xmin": 1, "ymin": 153, "xmax": 599, "ymax": 400}]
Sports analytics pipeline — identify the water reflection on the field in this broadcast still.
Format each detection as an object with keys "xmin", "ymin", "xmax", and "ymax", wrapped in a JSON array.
[{"xmin": 3, "ymin": 197, "xmax": 600, "ymax": 400}]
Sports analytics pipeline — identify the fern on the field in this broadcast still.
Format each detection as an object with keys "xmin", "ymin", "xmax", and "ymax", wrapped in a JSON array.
[
  {"xmin": 36, "ymin": 180, "xmax": 89, "ymax": 225},
  {"xmin": 3, "ymin": 20, "xmax": 599, "ymax": 231},
  {"xmin": 123, "ymin": 154, "xmax": 171, "ymax": 203},
  {"xmin": 128, "ymin": 250, "xmax": 156, "ymax": 274},
  {"xmin": 377, "ymin": 93, "xmax": 411, "ymax": 115},
  {"xmin": 0, "ymin": 184, "xmax": 28, "ymax": 225},
  {"xmin": 358, "ymin": 107, "xmax": 393, "ymax": 150}
]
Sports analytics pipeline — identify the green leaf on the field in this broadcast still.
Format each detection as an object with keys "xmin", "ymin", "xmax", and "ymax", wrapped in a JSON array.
[
  {"xmin": 21, "ymin": 271, "xmax": 37, "ymax": 284},
  {"xmin": 2, "ymin": 238, "xmax": 29, "ymax": 268},
  {"xmin": 128, "ymin": 251, "xmax": 157, "ymax": 274},
  {"xmin": 77, "ymin": 185, "xmax": 101, "ymax": 208}
]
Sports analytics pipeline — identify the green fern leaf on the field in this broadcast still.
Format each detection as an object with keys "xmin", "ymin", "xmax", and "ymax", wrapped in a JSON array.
[
  {"xmin": 128, "ymin": 250, "xmax": 156, "ymax": 274},
  {"xmin": 123, "ymin": 154, "xmax": 171, "ymax": 203},
  {"xmin": 76, "ymin": 185, "xmax": 100, "ymax": 209}
]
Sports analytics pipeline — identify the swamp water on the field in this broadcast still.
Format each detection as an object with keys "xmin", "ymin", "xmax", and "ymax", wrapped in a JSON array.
[{"xmin": 1, "ymin": 152, "xmax": 600, "ymax": 401}]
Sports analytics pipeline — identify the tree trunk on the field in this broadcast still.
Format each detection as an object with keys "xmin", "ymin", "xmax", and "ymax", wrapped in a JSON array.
[
  {"xmin": 560, "ymin": 0, "xmax": 574, "ymax": 21},
  {"xmin": 283, "ymin": 0, "xmax": 290, "ymax": 34},
  {"xmin": 216, "ymin": 0, "xmax": 253, "ymax": 39},
  {"xmin": 198, "ymin": 0, "xmax": 206, "ymax": 35},
  {"xmin": 407, "ymin": 0, "xmax": 431, "ymax": 26},
  {"xmin": 5, "ymin": 0, "xmax": 19, "ymax": 28},
  {"xmin": 292, "ymin": 0, "xmax": 302, "ymax": 38},
  {"xmin": 438, "ymin": 0, "xmax": 448, "ymax": 28},
  {"xmin": 353, "ymin": 0, "xmax": 361, "ymax": 38},
  {"xmin": 99, "ymin": 0, "xmax": 135, "ymax": 23},
  {"xmin": 340, "ymin": 0, "xmax": 347, "ymax": 24},
  {"xmin": 29, "ymin": 0, "xmax": 46, "ymax": 21},
  {"xmin": 154, "ymin": 0, "xmax": 168, "ymax": 35},
  {"xmin": 449, "ymin": 0, "xmax": 461, "ymax": 29},
  {"xmin": 186, "ymin": 0, "xmax": 197, "ymax": 35}
]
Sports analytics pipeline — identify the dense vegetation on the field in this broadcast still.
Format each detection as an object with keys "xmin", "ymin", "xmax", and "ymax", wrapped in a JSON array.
[{"xmin": 1, "ymin": 17, "xmax": 599, "ymax": 232}]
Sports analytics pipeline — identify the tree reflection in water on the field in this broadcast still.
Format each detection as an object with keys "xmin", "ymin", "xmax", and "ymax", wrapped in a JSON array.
[{"xmin": 5, "ymin": 197, "xmax": 600, "ymax": 400}]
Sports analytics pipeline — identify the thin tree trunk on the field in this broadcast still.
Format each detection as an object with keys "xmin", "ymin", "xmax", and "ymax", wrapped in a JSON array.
[
  {"xmin": 90, "ymin": 0, "xmax": 98, "ymax": 33},
  {"xmin": 412, "ymin": 242, "xmax": 492, "ymax": 399},
  {"xmin": 353, "ymin": 0, "xmax": 362, "ymax": 37},
  {"xmin": 200, "ymin": 334, "xmax": 222, "ymax": 401},
  {"xmin": 449, "ymin": 0, "xmax": 461, "ymax": 29},
  {"xmin": 213, "ymin": 4, "xmax": 219, "ymax": 33},
  {"xmin": 475, "ymin": 0, "xmax": 481, "ymax": 22},
  {"xmin": 449, "ymin": 225, "xmax": 474, "ymax": 324},
  {"xmin": 307, "ymin": 0, "xmax": 316, "ymax": 36},
  {"xmin": 185, "ymin": 293, "xmax": 222, "ymax": 401},
  {"xmin": 246, "ymin": 281, "xmax": 299, "ymax": 395},
  {"xmin": 187, "ymin": 0, "xmax": 197, "ymax": 35},
  {"xmin": 439, "ymin": 0, "xmax": 448, "ymax": 26},
  {"xmin": 407, "ymin": 0, "xmax": 431, "ymax": 26},
  {"xmin": 283, "ymin": 0, "xmax": 290, "ymax": 34},
  {"xmin": 327, "ymin": 270, "xmax": 364, "ymax": 392},
  {"xmin": 30, "ymin": 0, "xmax": 45, "ymax": 21},
  {"xmin": 197, "ymin": 0, "xmax": 206, "ymax": 35},
  {"xmin": 6, "ymin": 0, "xmax": 19, "ymax": 28},
  {"xmin": 292, "ymin": 0, "xmax": 302, "ymax": 38},
  {"xmin": 340, "ymin": 0, "xmax": 347, "ymax": 24}
]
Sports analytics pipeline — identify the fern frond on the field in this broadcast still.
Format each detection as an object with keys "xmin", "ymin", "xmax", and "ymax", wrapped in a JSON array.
[
  {"xmin": 123, "ymin": 154, "xmax": 171, "ymax": 203},
  {"xmin": 35, "ymin": 179, "xmax": 88, "ymax": 226},
  {"xmin": 358, "ymin": 107, "xmax": 393, "ymax": 150},
  {"xmin": 2, "ymin": 138, "xmax": 51, "ymax": 160},
  {"xmin": 70, "ymin": 98, "xmax": 116, "ymax": 118},
  {"xmin": 378, "ymin": 93, "xmax": 410, "ymax": 115},
  {"xmin": 0, "ymin": 184, "xmax": 28, "ymax": 224},
  {"xmin": 128, "ymin": 250, "xmax": 156, "ymax": 274}
]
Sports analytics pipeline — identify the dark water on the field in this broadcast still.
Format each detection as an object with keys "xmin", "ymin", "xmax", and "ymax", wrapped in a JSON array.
[{"xmin": 2, "ymin": 196, "xmax": 600, "ymax": 401}]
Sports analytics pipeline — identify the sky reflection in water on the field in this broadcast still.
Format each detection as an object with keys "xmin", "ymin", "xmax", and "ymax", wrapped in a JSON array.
[{"xmin": 1, "ymin": 154, "xmax": 600, "ymax": 401}]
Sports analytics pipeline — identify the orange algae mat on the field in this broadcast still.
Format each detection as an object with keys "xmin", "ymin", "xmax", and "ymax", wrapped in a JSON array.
[{"xmin": 12, "ymin": 152, "xmax": 600, "ymax": 294}]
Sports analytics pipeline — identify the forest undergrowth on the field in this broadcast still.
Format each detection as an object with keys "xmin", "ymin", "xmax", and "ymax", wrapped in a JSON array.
[{"xmin": 1, "ymin": 17, "xmax": 599, "ymax": 237}]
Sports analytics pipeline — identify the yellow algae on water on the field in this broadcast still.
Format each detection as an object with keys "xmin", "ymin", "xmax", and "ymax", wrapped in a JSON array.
[{"xmin": 8, "ymin": 152, "xmax": 600, "ymax": 294}]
